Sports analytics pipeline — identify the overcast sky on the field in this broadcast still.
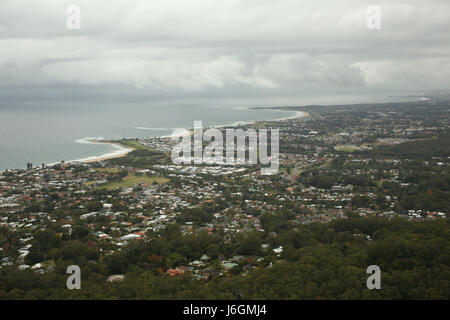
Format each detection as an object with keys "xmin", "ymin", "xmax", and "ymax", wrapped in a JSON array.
[{"xmin": 0, "ymin": 0, "xmax": 449, "ymax": 107}]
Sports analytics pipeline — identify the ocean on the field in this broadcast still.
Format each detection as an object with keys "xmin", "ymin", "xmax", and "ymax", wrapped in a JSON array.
[
  {"xmin": 0, "ymin": 94, "xmax": 426, "ymax": 171},
  {"xmin": 0, "ymin": 103, "xmax": 298, "ymax": 171}
]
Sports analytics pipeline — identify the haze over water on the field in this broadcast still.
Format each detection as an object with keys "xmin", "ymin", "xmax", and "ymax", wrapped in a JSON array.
[
  {"xmin": 0, "ymin": 95, "xmax": 423, "ymax": 171},
  {"xmin": 0, "ymin": 104, "xmax": 297, "ymax": 171}
]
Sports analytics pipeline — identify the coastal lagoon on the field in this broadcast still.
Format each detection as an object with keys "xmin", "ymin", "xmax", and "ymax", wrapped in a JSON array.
[{"xmin": 0, "ymin": 104, "xmax": 298, "ymax": 171}]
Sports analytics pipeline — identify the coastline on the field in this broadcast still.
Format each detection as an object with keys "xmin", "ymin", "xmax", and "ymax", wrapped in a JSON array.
[
  {"xmin": 85, "ymin": 143, "xmax": 135, "ymax": 163},
  {"xmin": 4, "ymin": 108, "xmax": 307, "ymax": 170},
  {"xmin": 70, "ymin": 139, "xmax": 135, "ymax": 164},
  {"xmin": 211, "ymin": 109, "xmax": 309, "ymax": 129},
  {"xmin": 272, "ymin": 110, "xmax": 310, "ymax": 121},
  {"xmin": 74, "ymin": 108, "xmax": 308, "ymax": 164},
  {"xmin": 157, "ymin": 108, "xmax": 309, "ymax": 137},
  {"xmin": 0, "ymin": 99, "xmax": 428, "ymax": 171}
]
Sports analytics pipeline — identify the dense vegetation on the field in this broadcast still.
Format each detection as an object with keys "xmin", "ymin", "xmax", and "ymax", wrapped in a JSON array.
[
  {"xmin": 107, "ymin": 139, "xmax": 169, "ymax": 168},
  {"xmin": 1, "ymin": 101, "xmax": 449, "ymax": 300},
  {"xmin": 1, "ymin": 217, "xmax": 449, "ymax": 299},
  {"xmin": 363, "ymin": 135, "xmax": 450, "ymax": 159}
]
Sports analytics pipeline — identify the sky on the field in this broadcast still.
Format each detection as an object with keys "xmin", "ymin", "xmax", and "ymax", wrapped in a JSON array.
[{"xmin": 0, "ymin": 0, "xmax": 449, "ymax": 107}]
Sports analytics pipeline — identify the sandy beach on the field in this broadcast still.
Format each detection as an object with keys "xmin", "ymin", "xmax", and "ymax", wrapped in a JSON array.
[
  {"xmin": 71, "ymin": 109, "xmax": 308, "ymax": 165},
  {"xmin": 274, "ymin": 110, "xmax": 310, "ymax": 121},
  {"xmin": 213, "ymin": 109, "xmax": 309, "ymax": 129},
  {"xmin": 71, "ymin": 139, "xmax": 135, "ymax": 164},
  {"xmin": 84, "ymin": 145, "xmax": 135, "ymax": 163}
]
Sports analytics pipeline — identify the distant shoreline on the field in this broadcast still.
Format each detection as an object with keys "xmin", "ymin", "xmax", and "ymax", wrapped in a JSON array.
[
  {"xmin": 72, "ymin": 108, "xmax": 308, "ymax": 164},
  {"xmin": 211, "ymin": 109, "xmax": 309, "ymax": 129},
  {"xmin": 76, "ymin": 109, "xmax": 309, "ymax": 164},
  {"xmin": 1, "ymin": 108, "xmax": 307, "ymax": 171}
]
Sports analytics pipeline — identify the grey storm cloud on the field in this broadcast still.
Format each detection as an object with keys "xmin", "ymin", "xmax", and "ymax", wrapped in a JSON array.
[{"xmin": 0, "ymin": 0, "xmax": 449, "ymax": 104}]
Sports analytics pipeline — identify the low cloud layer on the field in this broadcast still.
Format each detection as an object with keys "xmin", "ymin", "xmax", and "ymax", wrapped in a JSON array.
[{"xmin": 0, "ymin": 0, "xmax": 449, "ymax": 105}]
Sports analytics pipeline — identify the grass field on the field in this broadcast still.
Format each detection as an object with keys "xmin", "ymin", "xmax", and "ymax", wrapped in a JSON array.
[
  {"xmin": 114, "ymin": 139, "xmax": 149, "ymax": 151},
  {"xmin": 105, "ymin": 139, "xmax": 171, "ymax": 168},
  {"xmin": 98, "ymin": 174, "xmax": 169, "ymax": 190},
  {"xmin": 93, "ymin": 168, "xmax": 120, "ymax": 173},
  {"xmin": 335, "ymin": 145, "xmax": 361, "ymax": 152}
]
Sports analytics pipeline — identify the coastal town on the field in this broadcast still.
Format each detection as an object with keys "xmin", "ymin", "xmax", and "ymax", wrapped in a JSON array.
[
  {"xmin": 3, "ymin": 0, "xmax": 450, "ymax": 306},
  {"xmin": 0, "ymin": 99, "xmax": 449, "ymax": 299}
]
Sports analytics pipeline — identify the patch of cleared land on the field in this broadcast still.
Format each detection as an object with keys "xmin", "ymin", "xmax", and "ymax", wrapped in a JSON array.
[
  {"xmin": 93, "ymin": 168, "xmax": 121, "ymax": 173},
  {"xmin": 98, "ymin": 174, "xmax": 169, "ymax": 190},
  {"xmin": 335, "ymin": 145, "xmax": 361, "ymax": 152},
  {"xmin": 104, "ymin": 139, "xmax": 171, "ymax": 168},
  {"xmin": 112, "ymin": 139, "xmax": 149, "ymax": 150}
]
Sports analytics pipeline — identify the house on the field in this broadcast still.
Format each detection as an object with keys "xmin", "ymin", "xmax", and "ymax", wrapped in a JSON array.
[
  {"xmin": 175, "ymin": 266, "xmax": 190, "ymax": 273},
  {"xmin": 190, "ymin": 260, "xmax": 204, "ymax": 268},
  {"xmin": 107, "ymin": 274, "xmax": 125, "ymax": 282},
  {"xmin": 200, "ymin": 254, "xmax": 210, "ymax": 261},
  {"xmin": 222, "ymin": 262, "xmax": 238, "ymax": 270},
  {"xmin": 166, "ymin": 268, "xmax": 184, "ymax": 276},
  {"xmin": 119, "ymin": 234, "xmax": 141, "ymax": 241},
  {"xmin": 231, "ymin": 255, "xmax": 245, "ymax": 262},
  {"xmin": 273, "ymin": 246, "xmax": 283, "ymax": 255}
]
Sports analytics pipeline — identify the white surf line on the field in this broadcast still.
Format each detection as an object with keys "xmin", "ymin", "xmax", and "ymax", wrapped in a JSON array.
[{"xmin": 69, "ymin": 138, "xmax": 134, "ymax": 164}]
